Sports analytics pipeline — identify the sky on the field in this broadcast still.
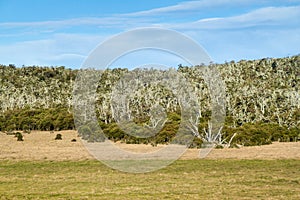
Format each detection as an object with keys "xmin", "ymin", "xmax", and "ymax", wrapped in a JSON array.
[{"xmin": 0, "ymin": 0, "xmax": 299, "ymax": 68}]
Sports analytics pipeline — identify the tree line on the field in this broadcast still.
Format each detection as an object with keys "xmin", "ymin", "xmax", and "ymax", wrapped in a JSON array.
[{"xmin": 0, "ymin": 55, "xmax": 299, "ymax": 147}]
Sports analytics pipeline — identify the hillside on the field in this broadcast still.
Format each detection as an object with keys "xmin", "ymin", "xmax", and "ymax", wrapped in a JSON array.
[{"xmin": 0, "ymin": 55, "xmax": 299, "ymax": 146}]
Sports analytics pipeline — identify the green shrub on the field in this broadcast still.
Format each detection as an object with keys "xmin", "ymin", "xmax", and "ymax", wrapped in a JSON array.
[
  {"xmin": 232, "ymin": 124, "xmax": 272, "ymax": 146},
  {"xmin": 15, "ymin": 132, "xmax": 23, "ymax": 141},
  {"xmin": 0, "ymin": 107, "xmax": 75, "ymax": 131},
  {"xmin": 55, "ymin": 133, "xmax": 62, "ymax": 140}
]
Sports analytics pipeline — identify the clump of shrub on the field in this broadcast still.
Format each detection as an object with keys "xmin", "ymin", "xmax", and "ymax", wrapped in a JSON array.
[
  {"xmin": 222, "ymin": 122, "xmax": 299, "ymax": 146},
  {"xmin": 55, "ymin": 133, "xmax": 62, "ymax": 140},
  {"xmin": 0, "ymin": 107, "xmax": 75, "ymax": 132},
  {"xmin": 94, "ymin": 113, "xmax": 298, "ymax": 148},
  {"xmin": 15, "ymin": 132, "xmax": 23, "ymax": 141},
  {"xmin": 77, "ymin": 119, "xmax": 300, "ymax": 147}
]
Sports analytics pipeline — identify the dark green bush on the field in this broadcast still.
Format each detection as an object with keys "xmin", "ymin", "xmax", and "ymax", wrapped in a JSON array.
[
  {"xmin": 15, "ymin": 132, "xmax": 23, "ymax": 141},
  {"xmin": 55, "ymin": 133, "xmax": 62, "ymax": 140},
  {"xmin": 0, "ymin": 107, "xmax": 74, "ymax": 132},
  {"xmin": 222, "ymin": 123, "xmax": 299, "ymax": 146}
]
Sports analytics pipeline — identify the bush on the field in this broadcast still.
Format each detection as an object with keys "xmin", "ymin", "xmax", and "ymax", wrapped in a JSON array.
[
  {"xmin": 232, "ymin": 124, "xmax": 272, "ymax": 146},
  {"xmin": 0, "ymin": 107, "xmax": 75, "ymax": 131},
  {"xmin": 55, "ymin": 133, "xmax": 62, "ymax": 140},
  {"xmin": 15, "ymin": 132, "xmax": 23, "ymax": 141}
]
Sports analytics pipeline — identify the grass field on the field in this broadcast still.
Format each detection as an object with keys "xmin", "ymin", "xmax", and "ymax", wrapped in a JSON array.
[
  {"xmin": 1, "ymin": 159, "xmax": 299, "ymax": 199},
  {"xmin": 1, "ymin": 131, "xmax": 300, "ymax": 199}
]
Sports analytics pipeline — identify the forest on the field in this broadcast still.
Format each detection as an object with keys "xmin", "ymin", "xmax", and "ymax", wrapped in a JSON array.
[{"xmin": 0, "ymin": 55, "xmax": 299, "ymax": 147}]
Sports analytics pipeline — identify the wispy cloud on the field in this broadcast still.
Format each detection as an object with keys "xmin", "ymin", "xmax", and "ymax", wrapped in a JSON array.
[
  {"xmin": 125, "ymin": 0, "xmax": 257, "ymax": 16},
  {"xmin": 169, "ymin": 6, "xmax": 300, "ymax": 30},
  {"xmin": 0, "ymin": 33, "xmax": 106, "ymax": 67},
  {"xmin": 1, "ymin": 1, "xmax": 299, "ymax": 31},
  {"xmin": 0, "ymin": 0, "xmax": 299, "ymax": 67},
  {"xmin": 124, "ymin": 0, "xmax": 300, "ymax": 16},
  {"xmin": 0, "ymin": 17, "xmax": 129, "ymax": 28}
]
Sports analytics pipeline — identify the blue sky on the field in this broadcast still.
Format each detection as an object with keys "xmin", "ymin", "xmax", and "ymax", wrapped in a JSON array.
[{"xmin": 0, "ymin": 0, "xmax": 299, "ymax": 68}]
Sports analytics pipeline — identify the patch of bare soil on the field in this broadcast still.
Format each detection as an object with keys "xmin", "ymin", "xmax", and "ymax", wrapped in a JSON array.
[{"xmin": 1, "ymin": 130, "xmax": 299, "ymax": 161}]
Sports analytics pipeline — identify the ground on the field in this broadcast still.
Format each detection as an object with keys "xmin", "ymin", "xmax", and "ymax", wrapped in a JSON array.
[
  {"xmin": 0, "ymin": 130, "xmax": 300, "ymax": 199},
  {"xmin": 0, "ymin": 130, "xmax": 300, "ymax": 161}
]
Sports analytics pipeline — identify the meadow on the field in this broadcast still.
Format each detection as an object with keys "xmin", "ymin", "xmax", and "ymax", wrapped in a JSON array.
[
  {"xmin": 1, "ymin": 131, "xmax": 300, "ymax": 199},
  {"xmin": 0, "ymin": 159, "xmax": 300, "ymax": 199}
]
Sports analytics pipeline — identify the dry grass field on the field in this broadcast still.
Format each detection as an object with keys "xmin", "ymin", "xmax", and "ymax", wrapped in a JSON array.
[
  {"xmin": 0, "ymin": 130, "xmax": 300, "ymax": 199},
  {"xmin": 1, "ymin": 130, "xmax": 300, "ymax": 161}
]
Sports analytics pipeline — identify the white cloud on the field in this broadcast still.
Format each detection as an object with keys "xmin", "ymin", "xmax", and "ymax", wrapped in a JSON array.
[
  {"xmin": 124, "ymin": 0, "xmax": 300, "ymax": 16},
  {"xmin": 0, "ymin": 1, "xmax": 299, "ymax": 67},
  {"xmin": 0, "ymin": 33, "xmax": 107, "ymax": 67},
  {"xmin": 168, "ymin": 6, "xmax": 300, "ymax": 30},
  {"xmin": 1, "ymin": 1, "xmax": 299, "ymax": 32},
  {"xmin": 125, "ymin": 0, "xmax": 257, "ymax": 16},
  {"xmin": 0, "ymin": 17, "xmax": 126, "ymax": 29}
]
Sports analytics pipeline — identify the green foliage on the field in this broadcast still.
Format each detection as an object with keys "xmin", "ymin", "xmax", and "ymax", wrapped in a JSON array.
[
  {"xmin": 15, "ymin": 132, "xmax": 23, "ymax": 141},
  {"xmin": 222, "ymin": 123, "xmax": 299, "ymax": 146},
  {"xmin": 0, "ymin": 107, "xmax": 74, "ymax": 131},
  {"xmin": 95, "ymin": 112, "xmax": 182, "ymax": 145},
  {"xmin": 0, "ymin": 55, "xmax": 299, "ymax": 147}
]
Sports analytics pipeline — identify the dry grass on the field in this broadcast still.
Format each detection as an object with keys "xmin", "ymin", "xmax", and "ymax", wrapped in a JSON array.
[
  {"xmin": 0, "ymin": 130, "xmax": 92, "ymax": 161},
  {"xmin": 1, "ymin": 131, "xmax": 300, "ymax": 199},
  {"xmin": 1, "ymin": 130, "xmax": 300, "ymax": 161},
  {"xmin": 183, "ymin": 142, "xmax": 300, "ymax": 160}
]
